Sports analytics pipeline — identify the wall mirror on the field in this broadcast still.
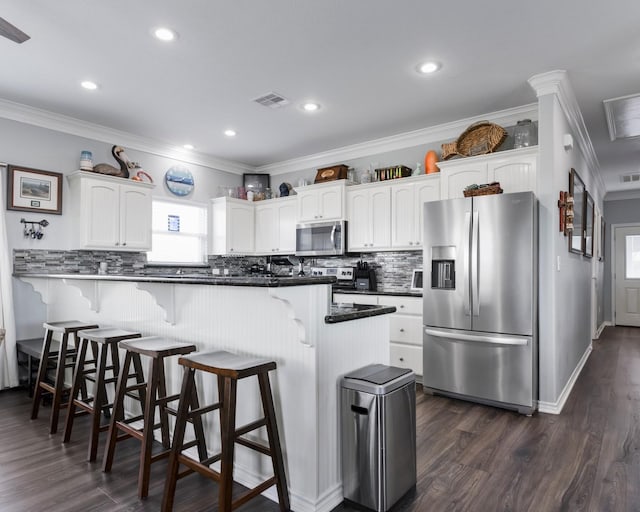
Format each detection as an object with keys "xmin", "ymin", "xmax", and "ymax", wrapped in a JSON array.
[
  {"xmin": 569, "ymin": 168, "xmax": 585, "ymax": 254},
  {"xmin": 584, "ymin": 192, "xmax": 594, "ymax": 258}
]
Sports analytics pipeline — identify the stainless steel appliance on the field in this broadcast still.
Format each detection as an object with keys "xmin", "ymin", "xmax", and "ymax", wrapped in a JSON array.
[
  {"xmin": 422, "ymin": 191, "xmax": 537, "ymax": 414},
  {"xmin": 295, "ymin": 220, "xmax": 346, "ymax": 256},
  {"xmin": 410, "ymin": 269, "xmax": 423, "ymax": 292},
  {"xmin": 311, "ymin": 266, "xmax": 355, "ymax": 289},
  {"xmin": 341, "ymin": 365, "xmax": 416, "ymax": 512}
]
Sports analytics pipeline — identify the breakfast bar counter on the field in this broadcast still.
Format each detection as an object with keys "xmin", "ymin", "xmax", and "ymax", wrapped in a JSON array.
[{"xmin": 15, "ymin": 273, "xmax": 393, "ymax": 512}]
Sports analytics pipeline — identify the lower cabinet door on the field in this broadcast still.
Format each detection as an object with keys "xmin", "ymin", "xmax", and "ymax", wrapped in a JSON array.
[{"xmin": 390, "ymin": 343, "xmax": 423, "ymax": 379}]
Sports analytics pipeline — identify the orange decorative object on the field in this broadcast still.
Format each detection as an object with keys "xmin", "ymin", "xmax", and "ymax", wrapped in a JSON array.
[{"xmin": 424, "ymin": 150, "xmax": 439, "ymax": 174}]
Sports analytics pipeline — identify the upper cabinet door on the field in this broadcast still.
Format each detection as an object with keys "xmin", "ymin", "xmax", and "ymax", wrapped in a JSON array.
[
  {"xmin": 414, "ymin": 178, "xmax": 441, "ymax": 246},
  {"xmin": 369, "ymin": 187, "xmax": 391, "ymax": 249},
  {"xmin": 119, "ymin": 183, "xmax": 152, "ymax": 249},
  {"xmin": 440, "ymin": 163, "xmax": 487, "ymax": 199},
  {"xmin": 487, "ymin": 151, "xmax": 537, "ymax": 195},
  {"xmin": 254, "ymin": 203, "xmax": 278, "ymax": 253},
  {"xmin": 391, "ymin": 183, "xmax": 417, "ymax": 249},
  {"xmin": 81, "ymin": 179, "xmax": 120, "ymax": 248},
  {"xmin": 347, "ymin": 188, "xmax": 371, "ymax": 251},
  {"xmin": 297, "ymin": 182, "xmax": 345, "ymax": 222}
]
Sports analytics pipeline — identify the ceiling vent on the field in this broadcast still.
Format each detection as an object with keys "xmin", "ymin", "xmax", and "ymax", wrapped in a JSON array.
[
  {"xmin": 252, "ymin": 92, "xmax": 290, "ymax": 109},
  {"xmin": 621, "ymin": 173, "xmax": 640, "ymax": 183},
  {"xmin": 603, "ymin": 93, "xmax": 640, "ymax": 141}
]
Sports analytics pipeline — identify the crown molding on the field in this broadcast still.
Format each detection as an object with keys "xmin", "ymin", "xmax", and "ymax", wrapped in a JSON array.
[
  {"xmin": 0, "ymin": 98, "xmax": 253, "ymax": 175},
  {"xmin": 603, "ymin": 188, "xmax": 640, "ymax": 201},
  {"xmin": 258, "ymin": 103, "xmax": 538, "ymax": 176},
  {"xmin": 528, "ymin": 70, "xmax": 605, "ymax": 194}
]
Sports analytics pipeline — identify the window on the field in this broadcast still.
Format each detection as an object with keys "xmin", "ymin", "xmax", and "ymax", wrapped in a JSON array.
[
  {"xmin": 625, "ymin": 235, "xmax": 640, "ymax": 279},
  {"xmin": 147, "ymin": 200, "xmax": 207, "ymax": 264}
]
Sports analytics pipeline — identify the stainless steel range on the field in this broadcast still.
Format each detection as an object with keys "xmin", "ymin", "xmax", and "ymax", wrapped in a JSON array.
[{"xmin": 311, "ymin": 267, "xmax": 356, "ymax": 290}]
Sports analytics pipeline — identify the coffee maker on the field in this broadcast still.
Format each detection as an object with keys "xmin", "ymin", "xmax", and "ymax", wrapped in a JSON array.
[{"xmin": 355, "ymin": 261, "xmax": 377, "ymax": 291}]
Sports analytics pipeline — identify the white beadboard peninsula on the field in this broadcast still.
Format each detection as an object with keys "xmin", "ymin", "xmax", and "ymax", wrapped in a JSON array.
[{"xmin": 17, "ymin": 274, "xmax": 393, "ymax": 512}]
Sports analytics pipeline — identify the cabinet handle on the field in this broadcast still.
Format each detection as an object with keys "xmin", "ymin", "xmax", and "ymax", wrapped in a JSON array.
[
  {"xmin": 399, "ymin": 357, "xmax": 404, "ymax": 362},
  {"xmin": 400, "ymin": 328, "xmax": 405, "ymax": 332},
  {"xmin": 400, "ymin": 305, "xmax": 405, "ymax": 308},
  {"xmin": 122, "ymin": 242, "xmax": 126, "ymax": 246},
  {"xmin": 115, "ymin": 242, "xmax": 119, "ymax": 246},
  {"xmin": 409, "ymin": 241, "xmax": 413, "ymax": 245}
]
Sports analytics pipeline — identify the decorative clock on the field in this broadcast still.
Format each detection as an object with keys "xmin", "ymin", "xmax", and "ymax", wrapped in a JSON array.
[{"xmin": 164, "ymin": 166, "xmax": 194, "ymax": 196}]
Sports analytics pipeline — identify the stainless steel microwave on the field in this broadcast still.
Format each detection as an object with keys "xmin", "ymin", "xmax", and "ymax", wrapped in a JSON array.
[{"xmin": 295, "ymin": 220, "xmax": 346, "ymax": 256}]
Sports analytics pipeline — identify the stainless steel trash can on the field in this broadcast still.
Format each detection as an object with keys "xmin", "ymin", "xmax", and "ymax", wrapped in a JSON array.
[{"xmin": 341, "ymin": 364, "xmax": 416, "ymax": 512}]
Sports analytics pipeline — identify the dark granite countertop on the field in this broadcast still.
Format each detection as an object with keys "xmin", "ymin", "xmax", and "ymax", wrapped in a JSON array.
[
  {"xmin": 325, "ymin": 304, "xmax": 397, "ymax": 324},
  {"xmin": 13, "ymin": 272, "xmax": 336, "ymax": 288},
  {"xmin": 333, "ymin": 289, "xmax": 422, "ymax": 298}
]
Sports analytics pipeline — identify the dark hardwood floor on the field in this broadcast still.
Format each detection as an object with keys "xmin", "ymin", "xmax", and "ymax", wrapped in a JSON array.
[{"xmin": 1, "ymin": 326, "xmax": 639, "ymax": 511}]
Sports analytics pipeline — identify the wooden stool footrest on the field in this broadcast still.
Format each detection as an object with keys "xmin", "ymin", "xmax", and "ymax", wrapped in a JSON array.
[
  {"xmin": 178, "ymin": 453, "xmax": 220, "ymax": 482},
  {"xmin": 188, "ymin": 402, "xmax": 221, "ymax": 418},
  {"xmin": 125, "ymin": 383, "xmax": 147, "ymax": 392},
  {"xmin": 235, "ymin": 417, "xmax": 267, "ymax": 438},
  {"xmin": 236, "ymin": 436, "xmax": 271, "ymax": 456},
  {"xmin": 234, "ymin": 477, "xmax": 277, "ymax": 510},
  {"xmin": 155, "ymin": 393, "xmax": 181, "ymax": 406}
]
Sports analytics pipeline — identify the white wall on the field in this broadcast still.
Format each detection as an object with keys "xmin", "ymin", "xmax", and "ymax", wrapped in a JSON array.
[{"xmin": 537, "ymin": 92, "xmax": 605, "ymax": 407}]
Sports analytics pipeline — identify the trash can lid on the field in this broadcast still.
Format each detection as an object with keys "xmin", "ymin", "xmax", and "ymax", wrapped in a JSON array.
[{"xmin": 342, "ymin": 364, "xmax": 414, "ymax": 395}]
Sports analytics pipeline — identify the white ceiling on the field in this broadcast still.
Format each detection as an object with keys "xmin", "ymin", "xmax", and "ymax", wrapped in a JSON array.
[{"xmin": 1, "ymin": 0, "xmax": 640, "ymax": 194}]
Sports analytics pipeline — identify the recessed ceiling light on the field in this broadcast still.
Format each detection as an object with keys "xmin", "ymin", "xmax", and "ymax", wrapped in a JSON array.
[
  {"xmin": 80, "ymin": 80, "xmax": 98, "ymax": 90},
  {"xmin": 416, "ymin": 61, "xmax": 441, "ymax": 74},
  {"xmin": 154, "ymin": 27, "xmax": 177, "ymax": 41},
  {"xmin": 224, "ymin": 129, "xmax": 237, "ymax": 137},
  {"xmin": 302, "ymin": 102, "xmax": 321, "ymax": 112},
  {"xmin": 183, "ymin": 144, "xmax": 194, "ymax": 150}
]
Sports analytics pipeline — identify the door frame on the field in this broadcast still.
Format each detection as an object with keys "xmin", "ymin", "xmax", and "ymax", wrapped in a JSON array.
[{"xmin": 610, "ymin": 222, "xmax": 640, "ymax": 326}]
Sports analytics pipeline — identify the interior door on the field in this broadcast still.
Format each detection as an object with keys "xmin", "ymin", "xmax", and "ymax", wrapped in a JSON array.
[{"xmin": 614, "ymin": 225, "xmax": 640, "ymax": 326}]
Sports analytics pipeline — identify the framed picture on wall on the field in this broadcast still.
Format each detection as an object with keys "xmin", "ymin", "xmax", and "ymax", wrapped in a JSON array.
[
  {"xmin": 584, "ymin": 192, "xmax": 594, "ymax": 258},
  {"xmin": 569, "ymin": 168, "xmax": 585, "ymax": 255},
  {"xmin": 6, "ymin": 165, "xmax": 63, "ymax": 215},
  {"xmin": 599, "ymin": 217, "xmax": 606, "ymax": 261}
]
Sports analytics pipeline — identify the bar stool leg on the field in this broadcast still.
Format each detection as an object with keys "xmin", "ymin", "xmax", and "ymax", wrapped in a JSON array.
[
  {"xmin": 88, "ymin": 341, "xmax": 109, "ymax": 461},
  {"xmin": 219, "ymin": 375, "xmax": 238, "ymax": 512},
  {"xmin": 62, "ymin": 337, "xmax": 90, "ymax": 443},
  {"xmin": 30, "ymin": 331, "xmax": 53, "ymax": 420},
  {"xmin": 258, "ymin": 372, "xmax": 291, "ymax": 511},
  {"xmin": 103, "ymin": 351, "xmax": 132, "ymax": 472},
  {"xmin": 138, "ymin": 356, "xmax": 161, "ymax": 499},
  {"xmin": 49, "ymin": 332, "xmax": 71, "ymax": 434},
  {"xmin": 156, "ymin": 360, "xmax": 171, "ymax": 449},
  {"xmin": 161, "ymin": 366, "xmax": 196, "ymax": 512}
]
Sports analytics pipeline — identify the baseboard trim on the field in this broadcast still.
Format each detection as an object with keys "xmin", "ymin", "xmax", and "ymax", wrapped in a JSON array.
[
  {"xmin": 538, "ymin": 342, "xmax": 592, "ymax": 414},
  {"xmin": 594, "ymin": 321, "xmax": 611, "ymax": 339}
]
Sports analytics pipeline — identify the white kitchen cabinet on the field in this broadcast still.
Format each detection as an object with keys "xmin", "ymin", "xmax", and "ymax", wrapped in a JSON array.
[
  {"xmin": 487, "ymin": 148, "xmax": 537, "ymax": 194},
  {"xmin": 333, "ymin": 292, "xmax": 423, "ymax": 381},
  {"xmin": 209, "ymin": 197, "xmax": 254, "ymax": 255},
  {"xmin": 254, "ymin": 196, "xmax": 297, "ymax": 255},
  {"xmin": 67, "ymin": 171, "xmax": 154, "ymax": 251},
  {"xmin": 438, "ymin": 147, "xmax": 538, "ymax": 199},
  {"xmin": 391, "ymin": 175, "xmax": 440, "ymax": 249},
  {"xmin": 296, "ymin": 181, "xmax": 345, "ymax": 223},
  {"xmin": 347, "ymin": 184, "xmax": 391, "ymax": 252},
  {"xmin": 439, "ymin": 160, "xmax": 487, "ymax": 199}
]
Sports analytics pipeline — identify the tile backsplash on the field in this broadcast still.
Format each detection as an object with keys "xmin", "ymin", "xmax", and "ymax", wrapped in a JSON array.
[{"xmin": 14, "ymin": 249, "xmax": 422, "ymax": 293}]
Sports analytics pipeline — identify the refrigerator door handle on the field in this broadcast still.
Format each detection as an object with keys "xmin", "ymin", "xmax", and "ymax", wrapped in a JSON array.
[
  {"xmin": 424, "ymin": 328, "xmax": 529, "ymax": 346},
  {"xmin": 464, "ymin": 211, "xmax": 471, "ymax": 316},
  {"xmin": 471, "ymin": 210, "xmax": 480, "ymax": 317}
]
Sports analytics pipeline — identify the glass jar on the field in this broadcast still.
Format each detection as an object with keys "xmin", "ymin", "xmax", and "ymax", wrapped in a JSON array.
[{"xmin": 513, "ymin": 119, "xmax": 537, "ymax": 149}]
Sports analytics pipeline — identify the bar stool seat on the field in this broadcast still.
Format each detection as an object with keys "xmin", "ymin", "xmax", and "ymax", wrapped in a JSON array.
[
  {"xmin": 102, "ymin": 336, "xmax": 197, "ymax": 499},
  {"xmin": 31, "ymin": 320, "xmax": 99, "ymax": 434},
  {"xmin": 62, "ymin": 327, "xmax": 142, "ymax": 461},
  {"xmin": 162, "ymin": 350, "xmax": 290, "ymax": 512}
]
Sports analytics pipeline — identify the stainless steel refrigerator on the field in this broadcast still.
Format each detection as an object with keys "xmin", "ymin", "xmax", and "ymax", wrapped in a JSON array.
[{"xmin": 422, "ymin": 191, "xmax": 537, "ymax": 414}]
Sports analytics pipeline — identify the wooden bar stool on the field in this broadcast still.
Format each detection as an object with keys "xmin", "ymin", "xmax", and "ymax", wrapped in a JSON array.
[
  {"xmin": 161, "ymin": 350, "xmax": 290, "ymax": 512},
  {"xmin": 30, "ymin": 320, "xmax": 99, "ymax": 434},
  {"xmin": 62, "ymin": 327, "xmax": 142, "ymax": 461},
  {"xmin": 102, "ymin": 336, "xmax": 197, "ymax": 499}
]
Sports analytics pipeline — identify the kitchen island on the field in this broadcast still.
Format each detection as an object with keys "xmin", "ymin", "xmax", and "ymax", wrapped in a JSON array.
[{"xmin": 16, "ymin": 273, "xmax": 394, "ymax": 512}]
